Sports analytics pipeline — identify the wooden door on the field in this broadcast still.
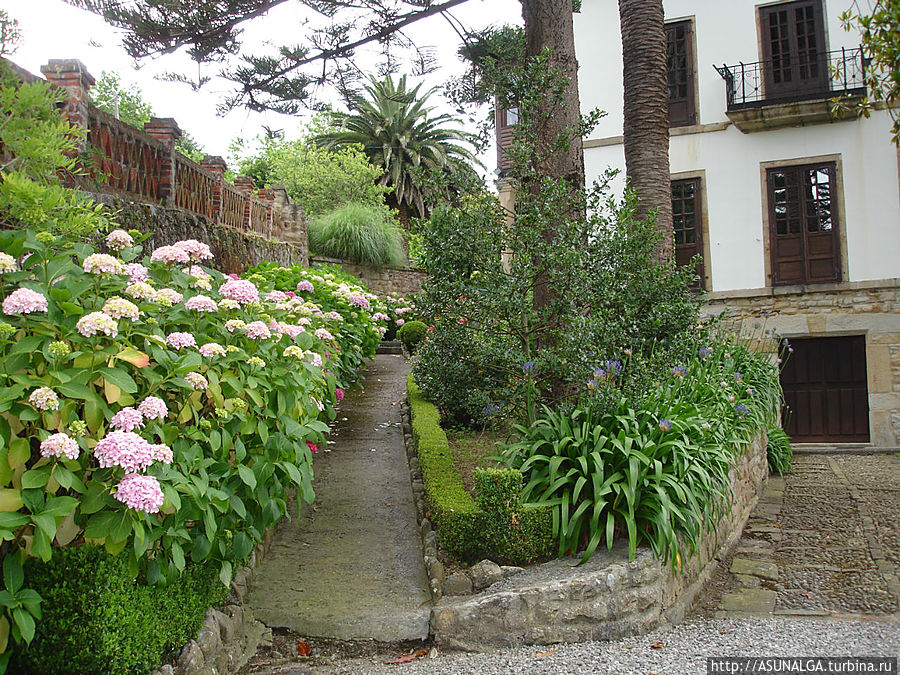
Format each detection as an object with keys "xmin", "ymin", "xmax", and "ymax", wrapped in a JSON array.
[
  {"xmin": 672, "ymin": 177, "xmax": 704, "ymax": 289},
  {"xmin": 760, "ymin": 0, "xmax": 828, "ymax": 101},
  {"xmin": 780, "ymin": 336, "xmax": 870, "ymax": 442}
]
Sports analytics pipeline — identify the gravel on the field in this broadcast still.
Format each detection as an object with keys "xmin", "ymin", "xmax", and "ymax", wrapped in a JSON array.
[{"xmin": 294, "ymin": 618, "xmax": 900, "ymax": 675}]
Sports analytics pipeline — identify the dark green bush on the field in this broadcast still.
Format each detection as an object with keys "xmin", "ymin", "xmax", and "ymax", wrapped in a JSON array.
[
  {"xmin": 767, "ymin": 424, "xmax": 793, "ymax": 475},
  {"xmin": 13, "ymin": 545, "xmax": 228, "ymax": 675},
  {"xmin": 408, "ymin": 374, "xmax": 553, "ymax": 564},
  {"xmin": 397, "ymin": 320, "xmax": 427, "ymax": 353},
  {"xmin": 308, "ymin": 202, "xmax": 406, "ymax": 268}
]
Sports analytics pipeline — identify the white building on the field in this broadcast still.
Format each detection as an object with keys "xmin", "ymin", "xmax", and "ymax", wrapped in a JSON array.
[{"xmin": 508, "ymin": 1, "xmax": 900, "ymax": 446}]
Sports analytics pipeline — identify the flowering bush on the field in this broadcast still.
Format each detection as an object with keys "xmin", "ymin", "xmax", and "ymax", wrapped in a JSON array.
[
  {"xmin": 501, "ymin": 324, "xmax": 786, "ymax": 568},
  {"xmin": 0, "ymin": 229, "xmax": 368, "ymax": 666}
]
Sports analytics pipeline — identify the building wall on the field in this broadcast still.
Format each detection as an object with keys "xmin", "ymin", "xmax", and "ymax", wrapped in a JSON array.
[{"xmin": 574, "ymin": 0, "xmax": 900, "ymax": 293}]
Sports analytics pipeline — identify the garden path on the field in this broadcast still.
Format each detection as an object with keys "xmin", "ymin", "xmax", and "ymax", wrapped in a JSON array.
[
  {"xmin": 246, "ymin": 354, "xmax": 431, "ymax": 643},
  {"xmin": 702, "ymin": 452, "xmax": 900, "ymax": 618}
]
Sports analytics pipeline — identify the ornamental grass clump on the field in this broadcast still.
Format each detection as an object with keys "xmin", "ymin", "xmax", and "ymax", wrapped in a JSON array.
[
  {"xmin": 308, "ymin": 202, "xmax": 406, "ymax": 268},
  {"xmin": 501, "ymin": 327, "xmax": 785, "ymax": 570}
]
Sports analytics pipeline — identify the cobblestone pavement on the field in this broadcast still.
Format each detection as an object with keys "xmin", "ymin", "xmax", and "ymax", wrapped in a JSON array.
[{"xmin": 700, "ymin": 453, "xmax": 900, "ymax": 619}]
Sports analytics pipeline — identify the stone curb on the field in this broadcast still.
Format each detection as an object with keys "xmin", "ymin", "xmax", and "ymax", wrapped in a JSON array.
[{"xmin": 150, "ymin": 494, "xmax": 293, "ymax": 675}]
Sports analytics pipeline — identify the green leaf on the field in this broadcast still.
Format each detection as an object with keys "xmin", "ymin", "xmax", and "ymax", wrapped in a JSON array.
[
  {"xmin": 218, "ymin": 560, "xmax": 232, "ymax": 587},
  {"xmin": 12, "ymin": 607, "xmax": 35, "ymax": 644},
  {"xmin": 3, "ymin": 555, "xmax": 23, "ymax": 594},
  {"xmin": 236, "ymin": 465, "xmax": 256, "ymax": 490},
  {"xmin": 41, "ymin": 495, "xmax": 78, "ymax": 517},
  {"xmin": 0, "ymin": 513, "xmax": 29, "ymax": 530},
  {"xmin": 7, "ymin": 439, "xmax": 30, "ymax": 470},
  {"xmin": 31, "ymin": 513, "xmax": 57, "ymax": 540},
  {"xmin": 100, "ymin": 367, "xmax": 138, "ymax": 393},
  {"xmin": 171, "ymin": 541, "xmax": 185, "ymax": 572},
  {"xmin": 21, "ymin": 467, "xmax": 51, "ymax": 490}
]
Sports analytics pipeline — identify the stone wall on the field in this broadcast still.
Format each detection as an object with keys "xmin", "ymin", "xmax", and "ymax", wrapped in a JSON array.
[
  {"xmin": 97, "ymin": 195, "xmax": 308, "ymax": 275},
  {"xmin": 431, "ymin": 435, "xmax": 768, "ymax": 650},
  {"xmin": 310, "ymin": 256, "xmax": 425, "ymax": 297},
  {"xmin": 704, "ymin": 279, "xmax": 900, "ymax": 447}
]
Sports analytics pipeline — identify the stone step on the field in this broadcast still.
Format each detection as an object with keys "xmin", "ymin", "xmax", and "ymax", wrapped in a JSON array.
[{"xmin": 377, "ymin": 340, "xmax": 403, "ymax": 355}]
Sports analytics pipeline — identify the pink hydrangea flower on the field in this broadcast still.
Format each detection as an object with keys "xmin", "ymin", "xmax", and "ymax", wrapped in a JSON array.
[
  {"xmin": 218, "ymin": 298, "xmax": 240, "ymax": 311},
  {"xmin": 102, "ymin": 296, "xmax": 140, "ymax": 321},
  {"xmin": 124, "ymin": 263, "xmax": 149, "ymax": 283},
  {"xmin": 314, "ymin": 328, "xmax": 334, "ymax": 341},
  {"xmin": 155, "ymin": 288, "xmax": 183, "ymax": 305},
  {"xmin": 110, "ymin": 407, "xmax": 144, "ymax": 432},
  {"xmin": 2, "ymin": 287, "xmax": 48, "ymax": 315},
  {"xmin": 149, "ymin": 443, "xmax": 173, "ymax": 464},
  {"xmin": 285, "ymin": 291, "xmax": 296, "ymax": 298},
  {"xmin": 174, "ymin": 239, "xmax": 213, "ymax": 262},
  {"xmin": 0, "ymin": 253, "xmax": 17, "ymax": 274},
  {"xmin": 244, "ymin": 321, "xmax": 271, "ymax": 340},
  {"xmin": 76, "ymin": 311, "xmax": 118, "ymax": 338},
  {"xmin": 83, "ymin": 253, "xmax": 125, "ymax": 275},
  {"xmin": 138, "ymin": 396, "xmax": 168, "ymax": 420},
  {"xmin": 29, "ymin": 386, "xmax": 60, "ymax": 411},
  {"xmin": 185, "ymin": 295, "xmax": 218, "ymax": 312},
  {"xmin": 40, "ymin": 433, "xmax": 79, "ymax": 460},
  {"xmin": 114, "ymin": 474, "xmax": 164, "ymax": 513},
  {"xmin": 199, "ymin": 343, "xmax": 227, "ymax": 358},
  {"xmin": 184, "ymin": 372, "xmax": 208, "ymax": 390},
  {"xmin": 306, "ymin": 441, "xmax": 318, "ymax": 454},
  {"xmin": 326, "ymin": 311, "xmax": 343, "ymax": 322},
  {"xmin": 94, "ymin": 430, "xmax": 154, "ymax": 472},
  {"xmin": 372, "ymin": 312, "xmax": 389, "ymax": 321},
  {"xmin": 307, "ymin": 352, "xmax": 323, "ymax": 367},
  {"xmin": 348, "ymin": 295, "xmax": 370, "ymax": 310},
  {"xmin": 227, "ymin": 273, "xmax": 241, "ymax": 280},
  {"xmin": 150, "ymin": 245, "xmax": 190, "ymax": 264},
  {"xmin": 296, "ymin": 280, "xmax": 314, "ymax": 293},
  {"xmin": 166, "ymin": 332, "xmax": 196, "ymax": 350},
  {"xmin": 335, "ymin": 388, "xmax": 344, "ymax": 401},
  {"xmin": 219, "ymin": 278, "xmax": 260, "ymax": 304},
  {"xmin": 265, "ymin": 290, "xmax": 288, "ymax": 302},
  {"xmin": 224, "ymin": 319, "xmax": 246, "ymax": 333},
  {"xmin": 125, "ymin": 282, "xmax": 157, "ymax": 301},
  {"xmin": 105, "ymin": 229, "xmax": 134, "ymax": 251},
  {"xmin": 278, "ymin": 323, "xmax": 305, "ymax": 339}
]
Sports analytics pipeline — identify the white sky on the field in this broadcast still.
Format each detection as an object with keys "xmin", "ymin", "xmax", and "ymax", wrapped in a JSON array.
[{"xmin": 8, "ymin": 0, "xmax": 522, "ymax": 169}]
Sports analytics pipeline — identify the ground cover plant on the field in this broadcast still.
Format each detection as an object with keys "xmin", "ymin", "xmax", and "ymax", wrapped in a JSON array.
[
  {"xmin": 500, "ymin": 326, "xmax": 786, "ymax": 568},
  {"xmin": 308, "ymin": 202, "xmax": 406, "ymax": 268}
]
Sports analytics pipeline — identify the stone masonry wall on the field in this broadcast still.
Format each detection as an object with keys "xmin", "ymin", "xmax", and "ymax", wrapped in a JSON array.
[
  {"xmin": 310, "ymin": 256, "xmax": 425, "ymax": 297},
  {"xmin": 97, "ymin": 195, "xmax": 308, "ymax": 275},
  {"xmin": 704, "ymin": 279, "xmax": 900, "ymax": 446},
  {"xmin": 431, "ymin": 435, "xmax": 768, "ymax": 650}
]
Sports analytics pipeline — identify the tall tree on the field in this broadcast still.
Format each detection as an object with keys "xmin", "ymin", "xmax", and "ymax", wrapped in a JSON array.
[
  {"xmin": 618, "ymin": 0, "xmax": 673, "ymax": 262},
  {"xmin": 313, "ymin": 74, "xmax": 479, "ymax": 225}
]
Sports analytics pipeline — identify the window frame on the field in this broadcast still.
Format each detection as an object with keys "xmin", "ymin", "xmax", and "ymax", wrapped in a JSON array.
[
  {"xmin": 765, "ymin": 160, "xmax": 842, "ymax": 286},
  {"xmin": 758, "ymin": 0, "xmax": 828, "ymax": 102},
  {"xmin": 671, "ymin": 175, "xmax": 707, "ymax": 290},
  {"xmin": 665, "ymin": 19, "xmax": 698, "ymax": 128}
]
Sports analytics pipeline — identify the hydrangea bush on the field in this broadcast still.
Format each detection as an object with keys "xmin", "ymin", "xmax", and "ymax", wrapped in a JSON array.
[{"xmin": 0, "ymin": 229, "xmax": 377, "ymax": 668}]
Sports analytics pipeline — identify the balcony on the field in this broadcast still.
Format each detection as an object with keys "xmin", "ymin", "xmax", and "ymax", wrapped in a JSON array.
[{"xmin": 714, "ymin": 47, "xmax": 868, "ymax": 132}]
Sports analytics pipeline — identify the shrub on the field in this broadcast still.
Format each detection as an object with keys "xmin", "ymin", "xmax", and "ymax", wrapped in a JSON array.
[
  {"xmin": 766, "ymin": 424, "xmax": 793, "ymax": 475},
  {"xmin": 502, "ymin": 331, "xmax": 783, "ymax": 568},
  {"xmin": 308, "ymin": 202, "xmax": 406, "ymax": 268},
  {"xmin": 407, "ymin": 374, "xmax": 552, "ymax": 564},
  {"xmin": 397, "ymin": 320, "xmax": 427, "ymax": 353},
  {"xmin": 13, "ymin": 545, "xmax": 227, "ymax": 675}
]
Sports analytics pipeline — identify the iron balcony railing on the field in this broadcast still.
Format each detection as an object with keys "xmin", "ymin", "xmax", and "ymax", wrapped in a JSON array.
[{"xmin": 715, "ymin": 46, "xmax": 868, "ymax": 110}]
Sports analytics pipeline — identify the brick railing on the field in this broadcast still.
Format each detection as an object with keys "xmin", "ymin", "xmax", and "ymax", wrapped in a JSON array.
[{"xmin": 7, "ymin": 57, "xmax": 302, "ymax": 241}]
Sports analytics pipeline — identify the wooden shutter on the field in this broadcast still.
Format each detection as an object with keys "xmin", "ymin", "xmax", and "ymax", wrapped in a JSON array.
[
  {"xmin": 666, "ymin": 20, "xmax": 696, "ymax": 127},
  {"xmin": 768, "ymin": 162, "xmax": 840, "ymax": 286},
  {"xmin": 760, "ymin": 0, "xmax": 828, "ymax": 101},
  {"xmin": 672, "ymin": 177, "xmax": 705, "ymax": 289}
]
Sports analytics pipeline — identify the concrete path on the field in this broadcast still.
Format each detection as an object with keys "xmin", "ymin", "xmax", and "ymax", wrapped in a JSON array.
[
  {"xmin": 246, "ymin": 354, "xmax": 431, "ymax": 643},
  {"xmin": 702, "ymin": 452, "xmax": 900, "ymax": 618}
]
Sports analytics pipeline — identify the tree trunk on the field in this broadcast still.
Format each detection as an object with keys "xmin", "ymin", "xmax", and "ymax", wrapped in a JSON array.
[
  {"xmin": 618, "ymin": 0, "xmax": 673, "ymax": 262},
  {"xmin": 521, "ymin": 0, "xmax": 584, "ymax": 316}
]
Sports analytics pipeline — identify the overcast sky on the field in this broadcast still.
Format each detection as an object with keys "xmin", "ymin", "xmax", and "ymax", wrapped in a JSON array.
[{"xmin": 10, "ymin": 0, "xmax": 521, "ymax": 169}]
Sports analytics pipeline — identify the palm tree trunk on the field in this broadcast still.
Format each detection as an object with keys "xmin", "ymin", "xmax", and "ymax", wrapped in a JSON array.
[{"xmin": 619, "ymin": 0, "xmax": 673, "ymax": 262}]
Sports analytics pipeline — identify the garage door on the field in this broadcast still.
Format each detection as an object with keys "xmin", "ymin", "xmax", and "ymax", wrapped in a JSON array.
[{"xmin": 780, "ymin": 336, "xmax": 870, "ymax": 442}]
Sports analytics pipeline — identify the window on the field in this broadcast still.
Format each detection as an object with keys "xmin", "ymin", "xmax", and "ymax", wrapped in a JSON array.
[
  {"xmin": 759, "ymin": 0, "xmax": 827, "ymax": 100},
  {"xmin": 671, "ymin": 177, "xmax": 705, "ymax": 289},
  {"xmin": 767, "ymin": 162, "xmax": 840, "ymax": 285},
  {"xmin": 666, "ymin": 20, "xmax": 696, "ymax": 127},
  {"xmin": 503, "ymin": 107, "xmax": 519, "ymax": 127}
]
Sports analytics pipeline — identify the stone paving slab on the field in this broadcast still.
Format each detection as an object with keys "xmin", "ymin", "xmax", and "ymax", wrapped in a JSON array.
[
  {"xmin": 246, "ymin": 355, "xmax": 431, "ymax": 643},
  {"xmin": 702, "ymin": 453, "xmax": 900, "ymax": 619}
]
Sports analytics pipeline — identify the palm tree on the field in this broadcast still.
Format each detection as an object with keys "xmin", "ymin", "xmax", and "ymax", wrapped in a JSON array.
[
  {"xmin": 618, "ymin": 0, "xmax": 673, "ymax": 262},
  {"xmin": 314, "ymin": 74, "xmax": 479, "ymax": 226}
]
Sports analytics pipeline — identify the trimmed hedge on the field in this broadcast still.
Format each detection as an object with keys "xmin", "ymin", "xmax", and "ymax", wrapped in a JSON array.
[
  {"xmin": 13, "ymin": 545, "xmax": 229, "ymax": 675},
  {"xmin": 407, "ymin": 374, "xmax": 553, "ymax": 565},
  {"xmin": 397, "ymin": 320, "xmax": 428, "ymax": 354}
]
